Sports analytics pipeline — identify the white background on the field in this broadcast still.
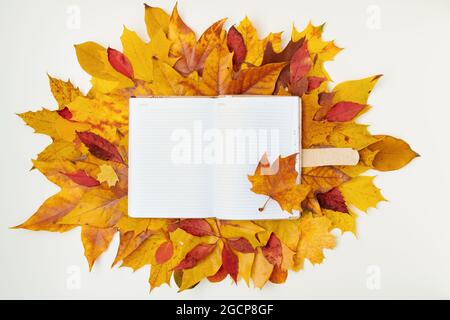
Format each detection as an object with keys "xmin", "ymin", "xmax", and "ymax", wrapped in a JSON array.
[{"xmin": 0, "ymin": 0, "xmax": 449, "ymax": 299}]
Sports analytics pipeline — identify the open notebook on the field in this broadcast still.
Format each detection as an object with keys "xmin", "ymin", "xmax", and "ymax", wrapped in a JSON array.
[{"xmin": 128, "ymin": 96, "xmax": 301, "ymax": 220}]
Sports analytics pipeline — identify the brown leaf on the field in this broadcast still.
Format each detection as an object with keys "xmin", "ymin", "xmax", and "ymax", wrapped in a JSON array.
[
  {"xmin": 248, "ymin": 154, "xmax": 310, "ymax": 213},
  {"xmin": 290, "ymin": 41, "xmax": 312, "ymax": 84},
  {"xmin": 302, "ymin": 166, "xmax": 350, "ymax": 193}
]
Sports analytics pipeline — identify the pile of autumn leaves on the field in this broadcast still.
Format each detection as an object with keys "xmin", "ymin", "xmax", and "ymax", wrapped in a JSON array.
[{"xmin": 16, "ymin": 4, "xmax": 417, "ymax": 291}]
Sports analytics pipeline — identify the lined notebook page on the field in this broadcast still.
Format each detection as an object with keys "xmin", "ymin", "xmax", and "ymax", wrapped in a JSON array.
[
  {"xmin": 128, "ymin": 96, "xmax": 300, "ymax": 220},
  {"xmin": 211, "ymin": 97, "xmax": 300, "ymax": 220}
]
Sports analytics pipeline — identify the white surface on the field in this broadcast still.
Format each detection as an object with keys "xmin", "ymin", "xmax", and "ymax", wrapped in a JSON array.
[
  {"xmin": 128, "ymin": 96, "xmax": 299, "ymax": 219},
  {"xmin": 0, "ymin": 0, "xmax": 449, "ymax": 299}
]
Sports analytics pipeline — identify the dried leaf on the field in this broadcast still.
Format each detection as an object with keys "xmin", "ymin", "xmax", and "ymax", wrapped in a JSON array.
[
  {"xmin": 81, "ymin": 226, "xmax": 117, "ymax": 270},
  {"xmin": 248, "ymin": 154, "xmax": 310, "ymax": 213}
]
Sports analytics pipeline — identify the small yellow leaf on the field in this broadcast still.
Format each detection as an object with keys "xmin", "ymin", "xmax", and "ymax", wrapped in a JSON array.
[{"xmin": 97, "ymin": 164, "xmax": 119, "ymax": 187}]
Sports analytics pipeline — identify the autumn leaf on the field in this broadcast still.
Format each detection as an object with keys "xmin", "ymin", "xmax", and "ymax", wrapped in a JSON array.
[
  {"xmin": 107, "ymin": 48, "xmax": 134, "ymax": 79},
  {"xmin": 249, "ymin": 154, "xmax": 310, "ymax": 213},
  {"xmin": 339, "ymin": 176, "xmax": 386, "ymax": 213},
  {"xmin": 77, "ymin": 131, "xmax": 124, "ymax": 164},
  {"xmin": 227, "ymin": 26, "xmax": 247, "ymax": 71},
  {"xmin": 294, "ymin": 213, "xmax": 336, "ymax": 270},
  {"xmin": 262, "ymin": 233, "xmax": 282, "ymax": 266},
  {"xmin": 228, "ymin": 62, "xmax": 287, "ymax": 95},
  {"xmin": 227, "ymin": 238, "xmax": 255, "ymax": 253},
  {"xmin": 302, "ymin": 166, "xmax": 350, "ymax": 193},
  {"xmin": 222, "ymin": 244, "xmax": 239, "ymax": 282},
  {"xmin": 48, "ymin": 75, "xmax": 82, "ymax": 109},
  {"xmin": 81, "ymin": 226, "xmax": 117, "ymax": 271},
  {"xmin": 325, "ymin": 101, "xmax": 366, "ymax": 122},
  {"xmin": 155, "ymin": 241, "xmax": 174, "ymax": 264},
  {"xmin": 317, "ymin": 188, "xmax": 349, "ymax": 213},
  {"xmin": 177, "ymin": 219, "xmax": 213, "ymax": 237},
  {"xmin": 63, "ymin": 170, "xmax": 100, "ymax": 187},
  {"xmin": 367, "ymin": 135, "xmax": 419, "ymax": 171},
  {"xmin": 144, "ymin": 4, "xmax": 170, "ymax": 38}
]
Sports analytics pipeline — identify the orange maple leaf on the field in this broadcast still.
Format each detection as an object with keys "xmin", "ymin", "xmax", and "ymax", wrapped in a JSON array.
[{"xmin": 248, "ymin": 154, "xmax": 310, "ymax": 213}]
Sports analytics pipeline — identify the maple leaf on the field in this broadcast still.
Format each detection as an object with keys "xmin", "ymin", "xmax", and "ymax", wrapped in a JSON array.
[
  {"xmin": 81, "ymin": 226, "xmax": 117, "ymax": 271},
  {"xmin": 48, "ymin": 75, "xmax": 82, "ymax": 109},
  {"xmin": 302, "ymin": 166, "xmax": 350, "ymax": 193},
  {"xmin": 294, "ymin": 213, "xmax": 336, "ymax": 270},
  {"xmin": 339, "ymin": 176, "xmax": 386, "ymax": 213},
  {"xmin": 248, "ymin": 154, "xmax": 310, "ymax": 213}
]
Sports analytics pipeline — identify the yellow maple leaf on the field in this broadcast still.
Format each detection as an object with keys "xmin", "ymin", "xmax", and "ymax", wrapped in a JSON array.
[
  {"xmin": 81, "ymin": 226, "xmax": 117, "ymax": 270},
  {"xmin": 248, "ymin": 154, "xmax": 310, "ymax": 213},
  {"xmin": 294, "ymin": 213, "xmax": 336, "ymax": 270},
  {"xmin": 339, "ymin": 176, "xmax": 386, "ymax": 213}
]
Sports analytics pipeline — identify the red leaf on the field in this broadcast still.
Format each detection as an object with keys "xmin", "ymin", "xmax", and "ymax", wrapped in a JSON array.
[
  {"xmin": 63, "ymin": 170, "xmax": 100, "ymax": 187},
  {"xmin": 227, "ymin": 238, "xmax": 255, "ymax": 253},
  {"xmin": 174, "ymin": 244, "xmax": 216, "ymax": 271},
  {"xmin": 317, "ymin": 188, "xmax": 349, "ymax": 213},
  {"xmin": 307, "ymin": 76, "xmax": 326, "ymax": 92},
  {"xmin": 325, "ymin": 101, "xmax": 366, "ymax": 122},
  {"xmin": 207, "ymin": 265, "xmax": 228, "ymax": 283},
  {"xmin": 168, "ymin": 221, "xmax": 180, "ymax": 233},
  {"xmin": 262, "ymin": 233, "xmax": 282, "ymax": 266},
  {"xmin": 179, "ymin": 219, "xmax": 213, "ymax": 237},
  {"xmin": 57, "ymin": 107, "xmax": 73, "ymax": 120},
  {"xmin": 290, "ymin": 41, "xmax": 312, "ymax": 84},
  {"xmin": 155, "ymin": 241, "xmax": 174, "ymax": 264},
  {"xmin": 77, "ymin": 131, "xmax": 124, "ymax": 163},
  {"xmin": 107, "ymin": 47, "xmax": 134, "ymax": 79},
  {"xmin": 227, "ymin": 26, "xmax": 247, "ymax": 71},
  {"xmin": 222, "ymin": 244, "xmax": 238, "ymax": 283}
]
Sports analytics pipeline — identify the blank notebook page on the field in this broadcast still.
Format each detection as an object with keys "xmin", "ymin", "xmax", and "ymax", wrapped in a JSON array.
[{"xmin": 128, "ymin": 96, "xmax": 300, "ymax": 220}]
